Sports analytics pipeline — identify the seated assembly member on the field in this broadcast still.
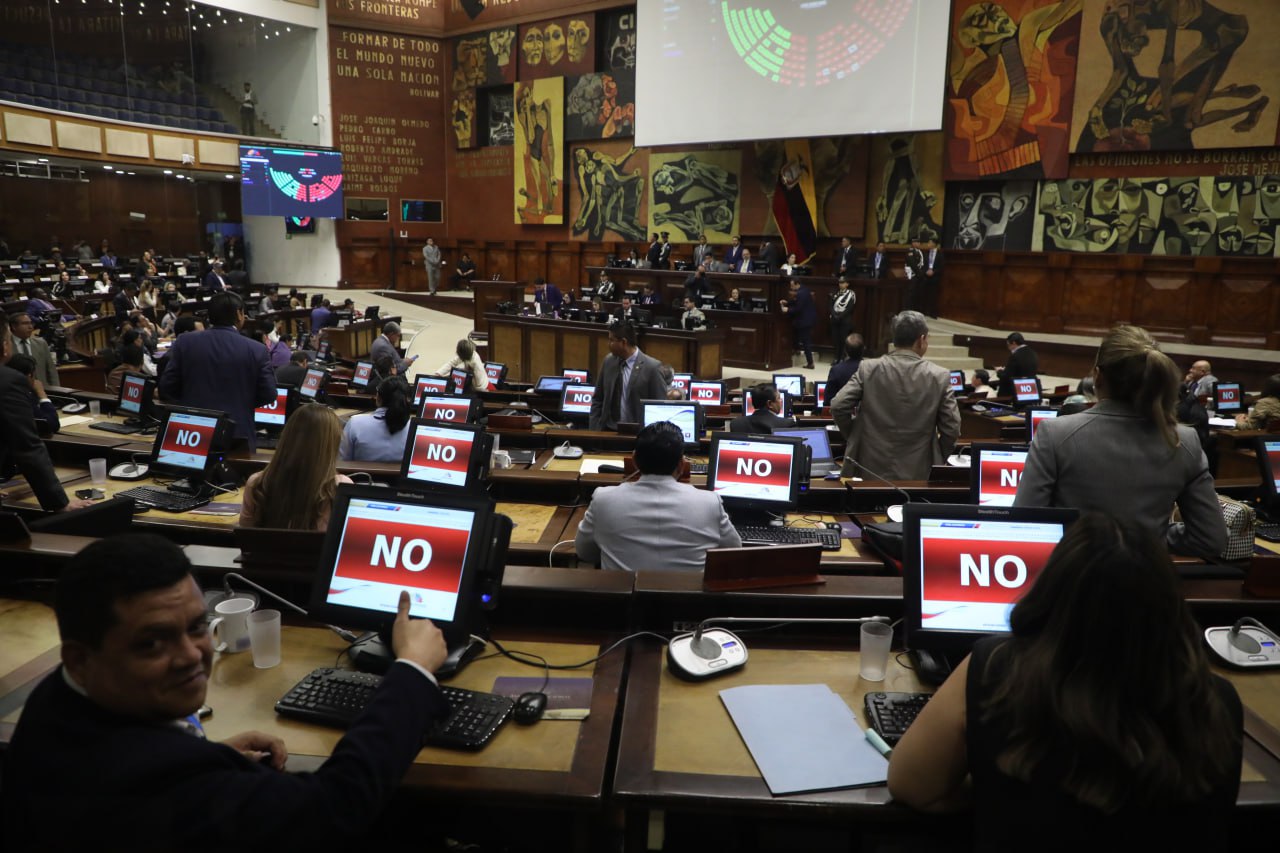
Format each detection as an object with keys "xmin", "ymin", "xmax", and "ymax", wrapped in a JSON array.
[
  {"xmin": 3, "ymin": 534, "xmax": 450, "ymax": 851},
  {"xmin": 275, "ymin": 350, "xmax": 309, "ymax": 386},
  {"xmin": 1013, "ymin": 325, "xmax": 1227, "ymax": 559},
  {"xmin": 728, "ymin": 384, "xmax": 794, "ymax": 434},
  {"xmin": 370, "ymin": 321, "xmax": 418, "ymax": 375},
  {"xmin": 240, "ymin": 404, "xmax": 353, "ymax": 532},
  {"xmin": 434, "ymin": 338, "xmax": 489, "ymax": 392},
  {"xmin": 888, "ymin": 514, "xmax": 1241, "ymax": 848},
  {"xmin": 1237, "ymin": 373, "xmax": 1280, "ymax": 429},
  {"xmin": 575, "ymin": 422, "xmax": 740, "ymax": 571},
  {"xmin": 339, "ymin": 377, "xmax": 413, "ymax": 463}
]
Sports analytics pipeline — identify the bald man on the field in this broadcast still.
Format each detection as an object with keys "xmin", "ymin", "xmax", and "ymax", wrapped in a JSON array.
[{"xmin": 1184, "ymin": 360, "xmax": 1218, "ymax": 398}]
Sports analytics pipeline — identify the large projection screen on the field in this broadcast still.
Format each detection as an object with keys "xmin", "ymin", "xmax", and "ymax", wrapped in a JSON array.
[{"xmin": 637, "ymin": 1, "xmax": 949, "ymax": 147}]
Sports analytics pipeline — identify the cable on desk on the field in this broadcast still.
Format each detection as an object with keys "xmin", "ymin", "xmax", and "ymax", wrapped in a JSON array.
[
  {"xmin": 486, "ymin": 631, "xmax": 670, "ymax": 672},
  {"xmin": 548, "ymin": 539, "xmax": 575, "ymax": 568}
]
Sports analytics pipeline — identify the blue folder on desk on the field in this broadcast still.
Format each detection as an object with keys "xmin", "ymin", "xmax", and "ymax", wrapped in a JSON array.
[{"xmin": 720, "ymin": 683, "xmax": 888, "ymax": 796}]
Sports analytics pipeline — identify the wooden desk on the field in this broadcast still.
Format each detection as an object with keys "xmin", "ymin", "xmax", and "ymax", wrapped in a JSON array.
[
  {"xmin": 319, "ymin": 317, "xmax": 399, "ymax": 362},
  {"xmin": 472, "ymin": 279, "xmax": 527, "ymax": 330},
  {"xmin": 485, "ymin": 313, "xmax": 725, "ymax": 382}
]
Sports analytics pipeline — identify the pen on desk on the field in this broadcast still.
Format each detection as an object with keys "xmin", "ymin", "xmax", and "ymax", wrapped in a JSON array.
[
  {"xmin": 540, "ymin": 455, "xmax": 553, "ymax": 470},
  {"xmin": 865, "ymin": 728, "xmax": 893, "ymax": 759}
]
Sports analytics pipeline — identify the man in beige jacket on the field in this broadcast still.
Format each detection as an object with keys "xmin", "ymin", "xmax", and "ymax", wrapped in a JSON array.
[{"xmin": 831, "ymin": 310, "xmax": 960, "ymax": 480}]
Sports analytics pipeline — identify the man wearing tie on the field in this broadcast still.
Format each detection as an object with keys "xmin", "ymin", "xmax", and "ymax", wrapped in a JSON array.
[
  {"xmin": 692, "ymin": 234, "xmax": 714, "ymax": 269},
  {"xmin": 834, "ymin": 236, "xmax": 857, "ymax": 278},
  {"xmin": 724, "ymin": 235, "xmax": 744, "ymax": 270},
  {"xmin": 7, "ymin": 313, "xmax": 59, "ymax": 386},
  {"xmin": 589, "ymin": 322, "xmax": 668, "ymax": 431},
  {"xmin": 645, "ymin": 233, "xmax": 662, "ymax": 269},
  {"xmin": 657, "ymin": 232, "xmax": 672, "ymax": 270},
  {"xmin": 870, "ymin": 241, "xmax": 889, "ymax": 279},
  {"xmin": 736, "ymin": 248, "xmax": 754, "ymax": 274},
  {"xmin": 922, "ymin": 238, "xmax": 943, "ymax": 317},
  {"xmin": 203, "ymin": 259, "xmax": 229, "ymax": 291}
]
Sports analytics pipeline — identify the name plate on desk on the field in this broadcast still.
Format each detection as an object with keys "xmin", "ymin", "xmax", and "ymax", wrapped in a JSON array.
[{"xmin": 703, "ymin": 543, "xmax": 823, "ymax": 591}]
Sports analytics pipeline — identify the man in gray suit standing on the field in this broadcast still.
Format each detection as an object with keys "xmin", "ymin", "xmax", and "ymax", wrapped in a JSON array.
[
  {"xmin": 7, "ymin": 314, "xmax": 59, "ymax": 387},
  {"xmin": 589, "ymin": 322, "xmax": 669, "ymax": 431},
  {"xmin": 422, "ymin": 238, "xmax": 443, "ymax": 295},
  {"xmin": 575, "ymin": 422, "xmax": 741, "ymax": 571},
  {"xmin": 832, "ymin": 310, "xmax": 960, "ymax": 480}
]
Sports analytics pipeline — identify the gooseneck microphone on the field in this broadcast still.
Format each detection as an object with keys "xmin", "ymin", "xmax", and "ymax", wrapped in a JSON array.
[
  {"xmin": 668, "ymin": 615, "xmax": 893, "ymax": 680},
  {"xmin": 842, "ymin": 455, "xmax": 926, "ymax": 523}
]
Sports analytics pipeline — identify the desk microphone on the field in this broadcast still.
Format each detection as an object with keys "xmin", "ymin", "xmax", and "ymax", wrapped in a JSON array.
[
  {"xmin": 668, "ymin": 615, "xmax": 892, "ymax": 681},
  {"xmin": 843, "ymin": 455, "xmax": 926, "ymax": 523}
]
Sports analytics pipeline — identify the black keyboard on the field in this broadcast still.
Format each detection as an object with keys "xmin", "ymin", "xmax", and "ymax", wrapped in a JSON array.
[
  {"xmin": 734, "ymin": 525, "xmax": 842, "ymax": 551},
  {"xmin": 116, "ymin": 485, "xmax": 210, "ymax": 513},
  {"xmin": 89, "ymin": 421, "xmax": 143, "ymax": 435},
  {"xmin": 1258, "ymin": 522, "xmax": 1280, "ymax": 543},
  {"xmin": 864, "ymin": 691, "xmax": 932, "ymax": 746},
  {"xmin": 275, "ymin": 667, "xmax": 513, "ymax": 750}
]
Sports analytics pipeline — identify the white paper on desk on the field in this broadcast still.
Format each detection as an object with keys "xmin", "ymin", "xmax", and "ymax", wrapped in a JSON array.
[
  {"xmin": 720, "ymin": 683, "xmax": 888, "ymax": 796},
  {"xmin": 579, "ymin": 457, "xmax": 621, "ymax": 474},
  {"xmin": 59, "ymin": 414, "xmax": 93, "ymax": 427},
  {"xmin": 1208, "ymin": 417, "xmax": 1236, "ymax": 429}
]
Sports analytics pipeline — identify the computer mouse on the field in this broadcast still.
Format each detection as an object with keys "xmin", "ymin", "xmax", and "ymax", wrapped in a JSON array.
[
  {"xmin": 512, "ymin": 691, "xmax": 547, "ymax": 724},
  {"xmin": 62, "ymin": 402, "xmax": 87, "ymax": 414}
]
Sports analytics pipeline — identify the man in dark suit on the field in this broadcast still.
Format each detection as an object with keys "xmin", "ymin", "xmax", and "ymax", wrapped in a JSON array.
[
  {"xmin": 158, "ymin": 291, "xmax": 275, "ymax": 450},
  {"xmin": 921, "ymin": 238, "xmax": 944, "ymax": 317},
  {"xmin": 996, "ymin": 332, "xmax": 1039, "ymax": 399},
  {"xmin": 0, "ymin": 325, "xmax": 82, "ymax": 511},
  {"xmin": 869, "ymin": 241, "xmax": 889, "ymax": 279},
  {"xmin": 203, "ymin": 258, "xmax": 230, "ymax": 291},
  {"xmin": 657, "ymin": 232, "xmax": 672, "ymax": 269},
  {"xmin": 735, "ymin": 247, "xmax": 755, "ymax": 274},
  {"xmin": 723, "ymin": 235, "xmax": 744, "ymax": 270},
  {"xmin": 825, "ymin": 332, "xmax": 865, "ymax": 404},
  {"xmin": 834, "ymin": 236, "xmax": 857, "ymax": 278},
  {"xmin": 645, "ymin": 233, "xmax": 662, "ymax": 269},
  {"xmin": 758, "ymin": 239, "xmax": 782, "ymax": 272},
  {"xmin": 729, "ymin": 384, "xmax": 795, "ymax": 434},
  {"xmin": 589, "ymin": 322, "xmax": 668, "ymax": 431},
  {"xmin": 780, "ymin": 279, "xmax": 817, "ymax": 369},
  {"xmin": 2, "ymin": 534, "xmax": 451, "ymax": 852},
  {"xmin": 112, "ymin": 282, "xmax": 139, "ymax": 322},
  {"xmin": 275, "ymin": 350, "xmax": 310, "ymax": 386}
]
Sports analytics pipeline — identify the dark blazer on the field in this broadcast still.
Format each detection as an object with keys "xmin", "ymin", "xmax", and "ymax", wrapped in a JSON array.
[
  {"xmin": 203, "ymin": 270, "xmax": 229, "ymax": 291},
  {"xmin": 924, "ymin": 247, "xmax": 944, "ymax": 280},
  {"xmin": 3, "ymin": 664, "xmax": 448, "ymax": 852},
  {"xmin": 646, "ymin": 241, "xmax": 662, "ymax": 267},
  {"xmin": 158, "ymin": 325, "xmax": 276, "ymax": 448},
  {"xmin": 728, "ymin": 410, "xmax": 796, "ymax": 434},
  {"xmin": 870, "ymin": 251, "xmax": 889, "ymax": 279},
  {"xmin": 589, "ymin": 348, "xmax": 668, "ymax": 431},
  {"xmin": 758, "ymin": 242, "xmax": 782, "ymax": 271},
  {"xmin": 787, "ymin": 285, "xmax": 817, "ymax": 330},
  {"xmin": 724, "ymin": 244, "xmax": 744, "ymax": 268},
  {"xmin": 734, "ymin": 258, "xmax": 755, "ymax": 274},
  {"xmin": 657, "ymin": 241, "xmax": 672, "ymax": 269},
  {"xmin": 0, "ymin": 365, "xmax": 67, "ymax": 510},
  {"xmin": 996, "ymin": 345, "xmax": 1039, "ymax": 398},
  {"xmin": 275, "ymin": 361, "xmax": 308, "ymax": 387},
  {"xmin": 834, "ymin": 245, "xmax": 857, "ymax": 277}
]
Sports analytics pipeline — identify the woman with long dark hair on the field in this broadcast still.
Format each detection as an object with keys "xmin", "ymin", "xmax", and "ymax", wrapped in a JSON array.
[
  {"xmin": 239, "ymin": 404, "xmax": 352, "ymax": 531},
  {"xmin": 1014, "ymin": 324, "xmax": 1226, "ymax": 558},
  {"xmin": 339, "ymin": 376, "xmax": 413, "ymax": 462},
  {"xmin": 888, "ymin": 514, "xmax": 1242, "ymax": 848}
]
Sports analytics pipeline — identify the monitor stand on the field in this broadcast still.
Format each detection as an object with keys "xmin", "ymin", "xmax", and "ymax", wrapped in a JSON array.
[
  {"xmin": 349, "ymin": 631, "xmax": 486, "ymax": 679},
  {"xmin": 167, "ymin": 477, "xmax": 210, "ymax": 497},
  {"xmin": 908, "ymin": 648, "xmax": 953, "ymax": 687}
]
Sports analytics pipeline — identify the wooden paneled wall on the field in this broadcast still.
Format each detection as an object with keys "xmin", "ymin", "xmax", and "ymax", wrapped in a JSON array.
[{"xmin": 942, "ymin": 251, "xmax": 1280, "ymax": 350}]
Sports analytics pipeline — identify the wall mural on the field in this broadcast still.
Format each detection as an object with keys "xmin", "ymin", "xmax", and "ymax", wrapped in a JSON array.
[
  {"xmin": 452, "ymin": 89, "xmax": 477, "ymax": 149},
  {"xmin": 513, "ymin": 78, "xmax": 565, "ymax": 225},
  {"xmin": 866, "ymin": 132, "xmax": 946, "ymax": 245},
  {"xmin": 1031, "ymin": 174, "xmax": 1280, "ymax": 256},
  {"xmin": 943, "ymin": 180, "xmax": 1038, "ymax": 250},
  {"xmin": 647, "ymin": 150, "xmax": 742, "ymax": 244},
  {"xmin": 488, "ymin": 90, "xmax": 515, "ymax": 146},
  {"xmin": 598, "ymin": 8, "xmax": 637, "ymax": 76},
  {"xmin": 944, "ymin": 0, "xmax": 1083, "ymax": 180},
  {"xmin": 565, "ymin": 70, "xmax": 635, "ymax": 141},
  {"xmin": 1070, "ymin": 0, "xmax": 1280, "ymax": 152},
  {"xmin": 569, "ymin": 140, "xmax": 648, "ymax": 242},
  {"xmin": 454, "ymin": 27, "xmax": 517, "ymax": 88},
  {"xmin": 518, "ymin": 15, "xmax": 596, "ymax": 81}
]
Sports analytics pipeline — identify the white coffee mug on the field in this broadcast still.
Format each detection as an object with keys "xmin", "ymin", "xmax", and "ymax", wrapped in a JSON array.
[{"xmin": 209, "ymin": 597, "xmax": 255, "ymax": 653}]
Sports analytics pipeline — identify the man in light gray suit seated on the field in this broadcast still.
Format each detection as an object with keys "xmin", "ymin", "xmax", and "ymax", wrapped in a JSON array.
[
  {"xmin": 574, "ymin": 422, "xmax": 741, "ymax": 571},
  {"xmin": 831, "ymin": 310, "xmax": 960, "ymax": 481},
  {"xmin": 370, "ymin": 321, "xmax": 418, "ymax": 376}
]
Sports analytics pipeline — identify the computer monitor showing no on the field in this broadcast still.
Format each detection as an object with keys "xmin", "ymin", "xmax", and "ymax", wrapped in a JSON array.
[
  {"xmin": 815, "ymin": 381, "xmax": 828, "ymax": 408},
  {"xmin": 689, "ymin": 380, "xmax": 725, "ymax": 406},
  {"xmin": 560, "ymin": 383, "xmax": 596, "ymax": 417},
  {"xmin": 484, "ymin": 361, "xmax": 507, "ymax": 387},
  {"xmin": 902, "ymin": 503, "xmax": 1077, "ymax": 659},
  {"xmin": 641, "ymin": 399, "xmax": 705, "ymax": 449},
  {"xmin": 969, "ymin": 444, "xmax": 1029, "ymax": 507},
  {"xmin": 1214, "ymin": 382, "xmax": 1243, "ymax": 413},
  {"xmin": 707, "ymin": 433, "xmax": 802, "ymax": 521},
  {"xmin": 1026, "ymin": 407, "xmax": 1058, "ymax": 441},
  {"xmin": 254, "ymin": 386, "xmax": 294, "ymax": 431},
  {"xmin": 316, "ymin": 340, "xmax": 332, "ymax": 362},
  {"xmin": 417, "ymin": 394, "xmax": 481, "ymax": 424},
  {"xmin": 299, "ymin": 367, "xmax": 328, "ymax": 400},
  {"xmin": 1012, "ymin": 378, "xmax": 1040, "ymax": 405},
  {"xmin": 670, "ymin": 373, "xmax": 692, "ymax": 395},
  {"xmin": 148, "ymin": 407, "xmax": 231, "ymax": 489},
  {"xmin": 399, "ymin": 419, "xmax": 491, "ymax": 492},
  {"xmin": 449, "ymin": 366, "xmax": 469, "ymax": 395},
  {"xmin": 350, "ymin": 361, "xmax": 375, "ymax": 391},
  {"xmin": 116, "ymin": 373, "xmax": 156, "ymax": 423},
  {"xmin": 308, "ymin": 485, "xmax": 501, "ymax": 644},
  {"xmin": 413, "ymin": 375, "xmax": 449, "ymax": 405},
  {"xmin": 948, "ymin": 370, "xmax": 965, "ymax": 394},
  {"xmin": 563, "ymin": 368, "xmax": 590, "ymax": 384},
  {"xmin": 772, "ymin": 374, "xmax": 804, "ymax": 398}
]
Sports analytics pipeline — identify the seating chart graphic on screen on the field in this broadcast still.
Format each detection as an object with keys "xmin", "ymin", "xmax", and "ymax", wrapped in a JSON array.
[
  {"xmin": 638, "ymin": 1, "xmax": 947, "ymax": 145},
  {"xmin": 239, "ymin": 146, "xmax": 344, "ymax": 219}
]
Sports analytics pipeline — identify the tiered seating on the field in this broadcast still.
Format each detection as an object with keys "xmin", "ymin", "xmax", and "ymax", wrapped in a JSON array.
[{"xmin": 0, "ymin": 43, "xmax": 238, "ymax": 134}]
